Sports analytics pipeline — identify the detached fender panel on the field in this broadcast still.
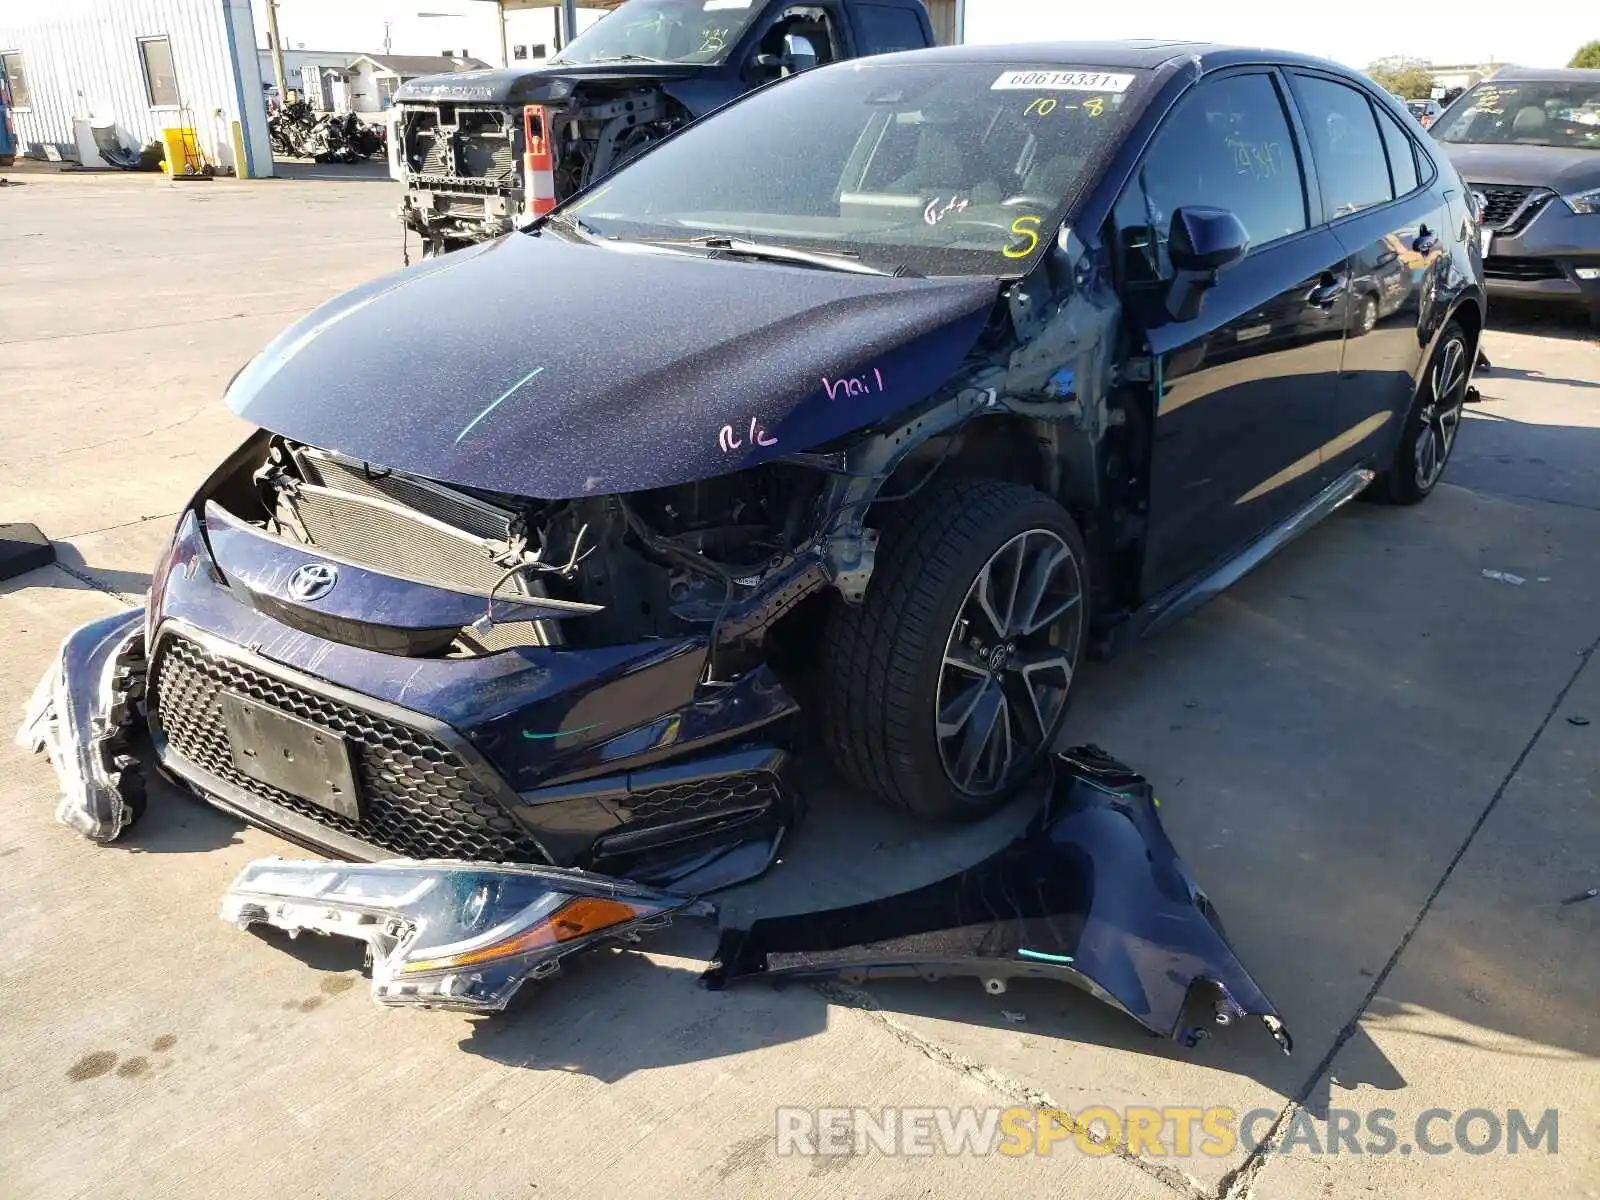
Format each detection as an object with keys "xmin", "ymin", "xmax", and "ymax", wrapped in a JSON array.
[{"xmin": 705, "ymin": 746, "xmax": 1291, "ymax": 1053}]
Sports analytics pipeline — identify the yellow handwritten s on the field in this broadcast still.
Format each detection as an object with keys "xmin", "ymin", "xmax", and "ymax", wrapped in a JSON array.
[{"xmin": 1003, "ymin": 215, "xmax": 1042, "ymax": 259}]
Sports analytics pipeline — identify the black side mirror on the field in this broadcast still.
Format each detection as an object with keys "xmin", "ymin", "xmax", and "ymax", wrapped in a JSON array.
[{"xmin": 1165, "ymin": 206, "xmax": 1249, "ymax": 321}]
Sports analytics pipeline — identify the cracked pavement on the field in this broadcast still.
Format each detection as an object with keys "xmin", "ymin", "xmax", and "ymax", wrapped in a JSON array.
[{"xmin": 1, "ymin": 166, "xmax": 1595, "ymax": 1199}]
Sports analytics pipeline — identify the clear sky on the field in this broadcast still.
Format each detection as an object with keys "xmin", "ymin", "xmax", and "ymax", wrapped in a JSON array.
[
  {"xmin": 963, "ymin": 0, "xmax": 1594, "ymax": 71},
  {"xmin": 255, "ymin": 0, "xmax": 1594, "ymax": 71}
]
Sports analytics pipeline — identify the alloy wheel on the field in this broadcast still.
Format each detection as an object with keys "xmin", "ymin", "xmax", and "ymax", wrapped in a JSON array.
[
  {"xmin": 1415, "ymin": 336, "xmax": 1468, "ymax": 491},
  {"xmin": 1359, "ymin": 294, "xmax": 1378, "ymax": 335},
  {"xmin": 935, "ymin": 529, "xmax": 1084, "ymax": 798}
]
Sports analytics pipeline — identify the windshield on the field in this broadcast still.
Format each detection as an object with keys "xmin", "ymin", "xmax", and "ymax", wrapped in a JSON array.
[
  {"xmin": 557, "ymin": 61, "xmax": 1151, "ymax": 276},
  {"xmin": 550, "ymin": 0, "xmax": 762, "ymax": 66},
  {"xmin": 1433, "ymin": 79, "xmax": 1600, "ymax": 149}
]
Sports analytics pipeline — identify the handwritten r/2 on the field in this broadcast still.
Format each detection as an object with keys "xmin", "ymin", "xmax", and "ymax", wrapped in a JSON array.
[{"xmin": 719, "ymin": 416, "xmax": 777, "ymax": 454}]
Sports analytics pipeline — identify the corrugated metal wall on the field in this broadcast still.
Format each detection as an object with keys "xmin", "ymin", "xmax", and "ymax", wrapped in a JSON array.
[{"xmin": 0, "ymin": 0, "xmax": 269, "ymax": 174}]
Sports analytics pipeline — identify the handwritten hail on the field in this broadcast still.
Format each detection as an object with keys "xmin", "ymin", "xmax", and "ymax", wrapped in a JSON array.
[{"xmin": 821, "ymin": 368, "xmax": 885, "ymax": 401}]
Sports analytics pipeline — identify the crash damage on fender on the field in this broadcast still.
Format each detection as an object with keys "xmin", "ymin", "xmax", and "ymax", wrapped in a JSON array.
[{"xmin": 705, "ymin": 747, "xmax": 1292, "ymax": 1052}]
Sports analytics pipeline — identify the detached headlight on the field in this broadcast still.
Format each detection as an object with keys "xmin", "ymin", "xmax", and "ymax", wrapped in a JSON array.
[
  {"xmin": 1561, "ymin": 186, "xmax": 1600, "ymax": 214},
  {"xmin": 16, "ymin": 610, "xmax": 148, "ymax": 841},
  {"xmin": 220, "ymin": 858, "xmax": 712, "ymax": 1011}
]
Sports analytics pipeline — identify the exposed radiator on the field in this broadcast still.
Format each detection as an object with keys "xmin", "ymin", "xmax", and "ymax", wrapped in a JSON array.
[{"xmin": 285, "ymin": 448, "xmax": 535, "ymax": 600}]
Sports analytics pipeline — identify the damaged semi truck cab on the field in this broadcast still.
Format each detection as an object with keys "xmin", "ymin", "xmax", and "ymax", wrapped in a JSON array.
[{"xmin": 395, "ymin": 0, "xmax": 940, "ymax": 256}]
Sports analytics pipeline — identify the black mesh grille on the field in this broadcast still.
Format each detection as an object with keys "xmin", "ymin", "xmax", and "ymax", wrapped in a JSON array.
[
  {"xmin": 620, "ymin": 772, "xmax": 776, "ymax": 827},
  {"xmin": 1483, "ymin": 256, "xmax": 1564, "ymax": 281},
  {"xmin": 152, "ymin": 634, "xmax": 546, "ymax": 862}
]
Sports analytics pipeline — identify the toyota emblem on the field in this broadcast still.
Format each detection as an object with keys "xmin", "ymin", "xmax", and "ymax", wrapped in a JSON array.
[{"xmin": 287, "ymin": 562, "xmax": 339, "ymax": 602}]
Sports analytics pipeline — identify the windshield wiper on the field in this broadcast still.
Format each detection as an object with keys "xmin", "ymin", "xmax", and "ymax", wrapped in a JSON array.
[
  {"xmin": 665, "ymin": 236, "xmax": 920, "ymax": 277},
  {"xmin": 588, "ymin": 53, "xmax": 675, "ymax": 64},
  {"xmin": 537, "ymin": 210, "xmax": 600, "ymax": 242}
]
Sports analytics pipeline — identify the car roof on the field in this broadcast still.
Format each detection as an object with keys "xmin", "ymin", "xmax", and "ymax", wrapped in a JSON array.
[
  {"xmin": 1482, "ymin": 65, "xmax": 1600, "ymax": 83},
  {"xmin": 854, "ymin": 40, "xmax": 1368, "ymax": 77}
]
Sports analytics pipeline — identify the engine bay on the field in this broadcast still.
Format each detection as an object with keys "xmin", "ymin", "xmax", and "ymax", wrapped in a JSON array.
[{"xmin": 235, "ymin": 438, "xmax": 826, "ymax": 656}]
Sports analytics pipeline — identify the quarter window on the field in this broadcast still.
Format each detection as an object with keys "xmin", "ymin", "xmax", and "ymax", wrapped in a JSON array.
[
  {"xmin": 138, "ymin": 36, "xmax": 179, "ymax": 108},
  {"xmin": 855, "ymin": 4, "xmax": 926, "ymax": 54},
  {"xmin": 1, "ymin": 50, "xmax": 30, "ymax": 109},
  {"xmin": 1119, "ymin": 72, "xmax": 1308, "ymax": 279},
  {"xmin": 1374, "ymin": 104, "xmax": 1419, "ymax": 196},
  {"xmin": 1292, "ymin": 75, "xmax": 1391, "ymax": 219}
]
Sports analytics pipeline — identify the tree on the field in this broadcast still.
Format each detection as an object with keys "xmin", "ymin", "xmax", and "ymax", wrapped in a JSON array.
[
  {"xmin": 1570, "ymin": 41, "xmax": 1600, "ymax": 69},
  {"xmin": 1367, "ymin": 56, "xmax": 1437, "ymax": 100}
]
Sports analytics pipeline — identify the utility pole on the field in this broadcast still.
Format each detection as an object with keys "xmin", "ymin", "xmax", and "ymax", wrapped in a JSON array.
[
  {"xmin": 497, "ymin": 2, "xmax": 509, "ymax": 68},
  {"xmin": 265, "ymin": 0, "xmax": 289, "ymax": 100}
]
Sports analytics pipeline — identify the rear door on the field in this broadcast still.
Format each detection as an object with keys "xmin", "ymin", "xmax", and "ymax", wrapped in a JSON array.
[
  {"xmin": 1115, "ymin": 70, "xmax": 1352, "ymax": 597},
  {"xmin": 1286, "ymin": 73, "xmax": 1447, "ymax": 481}
]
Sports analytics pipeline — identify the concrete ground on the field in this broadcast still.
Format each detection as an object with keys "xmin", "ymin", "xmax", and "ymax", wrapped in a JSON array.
[{"xmin": 1, "ymin": 166, "xmax": 1596, "ymax": 1200}]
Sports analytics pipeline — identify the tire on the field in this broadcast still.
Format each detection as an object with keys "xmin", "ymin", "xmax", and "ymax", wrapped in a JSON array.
[
  {"xmin": 1355, "ymin": 293, "xmax": 1378, "ymax": 337},
  {"xmin": 1369, "ymin": 319, "xmax": 1471, "ymax": 505},
  {"xmin": 818, "ymin": 477, "xmax": 1091, "ymax": 821}
]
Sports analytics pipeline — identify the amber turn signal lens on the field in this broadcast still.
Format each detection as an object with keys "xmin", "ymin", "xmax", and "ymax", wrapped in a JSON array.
[{"xmin": 402, "ymin": 895, "xmax": 646, "ymax": 974}]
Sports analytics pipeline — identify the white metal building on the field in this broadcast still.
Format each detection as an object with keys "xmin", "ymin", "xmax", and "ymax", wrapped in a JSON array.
[{"xmin": 0, "ymin": 0, "xmax": 271, "ymax": 176}]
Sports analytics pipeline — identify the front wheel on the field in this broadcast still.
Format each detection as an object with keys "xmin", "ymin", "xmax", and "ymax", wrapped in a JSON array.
[
  {"xmin": 818, "ymin": 477, "xmax": 1090, "ymax": 821},
  {"xmin": 1368, "ymin": 320, "xmax": 1471, "ymax": 505}
]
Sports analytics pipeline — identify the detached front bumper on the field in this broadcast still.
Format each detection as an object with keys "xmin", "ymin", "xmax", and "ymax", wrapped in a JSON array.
[{"xmin": 16, "ymin": 609, "xmax": 148, "ymax": 841}]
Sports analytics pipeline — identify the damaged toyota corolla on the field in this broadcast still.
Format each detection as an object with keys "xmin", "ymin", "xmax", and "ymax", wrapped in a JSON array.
[{"xmin": 22, "ymin": 43, "xmax": 1483, "ymax": 1039}]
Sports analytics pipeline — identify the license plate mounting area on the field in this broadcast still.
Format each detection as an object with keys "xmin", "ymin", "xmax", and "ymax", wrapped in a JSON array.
[{"xmin": 220, "ymin": 691, "xmax": 362, "ymax": 821}]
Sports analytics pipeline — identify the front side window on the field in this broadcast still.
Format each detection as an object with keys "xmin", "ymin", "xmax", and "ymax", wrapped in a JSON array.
[
  {"xmin": 1, "ymin": 50, "xmax": 31, "ymax": 108},
  {"xmin": 1432, "ymin": 79, "xmax": 1600, "ymax": 149},
  {"xmin": 1120, "ymin": 72, "xmax": 1307, "ymax": 279},
  {"xmin": 139, "ymin": 37, "xmax": 179, "ymax": 107},
  {"xmin": 1293, "ymin": 75, "xmax": 1391, "ymax": 219},
  {"xmin": 855, "ymin": 4, "xmax": 926, "ymax": 55},
  {"xmin": 567, "ymin": 61, "xmax": 1152, "ymax": 277},
  {"xmin": 549, "ymin": 0, "xmax": 764, "ymax": 66}
]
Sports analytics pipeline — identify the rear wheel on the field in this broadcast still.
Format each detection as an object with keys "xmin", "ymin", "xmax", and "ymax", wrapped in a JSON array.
[
  {"xmin": 1369, "ymin": 320, "xmax": 1470, "ymax": 505},
  {"xmin": 818, "ymin": 477, "xmax": 1090, "ymax": 821}
]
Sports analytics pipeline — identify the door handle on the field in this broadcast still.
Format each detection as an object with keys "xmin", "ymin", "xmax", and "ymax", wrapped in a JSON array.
[
  {"xmin": 1412, "ymin": 226, "xmax": 1440, "ymax": 254},
  {"xmin": 1306, "ymin": 273, "xmax": 1347, "ymax": 308}
]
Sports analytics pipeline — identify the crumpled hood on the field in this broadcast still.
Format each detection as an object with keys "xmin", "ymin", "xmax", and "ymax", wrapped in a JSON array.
[
  {"xmin": 225, "ymin": 234, "xmax": 997, "ymax": 498},
  {"xmin": 1441, "ymin": 141, "xmax": 1600, "ymax": 192}
]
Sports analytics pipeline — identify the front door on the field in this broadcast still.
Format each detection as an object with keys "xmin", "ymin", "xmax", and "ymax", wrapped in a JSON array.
[{"xmin": 1115, "ymin": 70, "xmax": 1350, "ymax": 596}]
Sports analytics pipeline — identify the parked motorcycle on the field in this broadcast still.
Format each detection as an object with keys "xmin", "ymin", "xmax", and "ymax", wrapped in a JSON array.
[{"xmin": 268, "ymin": 103, "xmax": 385, "ymax": 164}]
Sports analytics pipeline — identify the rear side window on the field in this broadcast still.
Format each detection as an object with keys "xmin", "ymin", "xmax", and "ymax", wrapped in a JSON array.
[
  {"xmin": 1374, "ymin": 104, "xmax": 1419, "ymax": 196},
  {"xmin": 853, "ymin": 4, "xmax": 926, "ymax": 55},
  {"xmin": 1292, "ymin": 75, "xmax": 1391, "ymax": 219},
  {"xmin": 1120, "ymin": 72, "xmax": 1308, "ymax": 277}
]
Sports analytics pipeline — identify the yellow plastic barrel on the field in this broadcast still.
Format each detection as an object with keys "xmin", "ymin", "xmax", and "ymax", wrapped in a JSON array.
[{"xmin": 160, "ymin": 127, "xmax": 203, "ymax": 176}]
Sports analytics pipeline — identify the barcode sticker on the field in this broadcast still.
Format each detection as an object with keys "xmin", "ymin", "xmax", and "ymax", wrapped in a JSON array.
[{"xmin": 992, "ymin": 70, "xmax": 1134, "ymax": 93}]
